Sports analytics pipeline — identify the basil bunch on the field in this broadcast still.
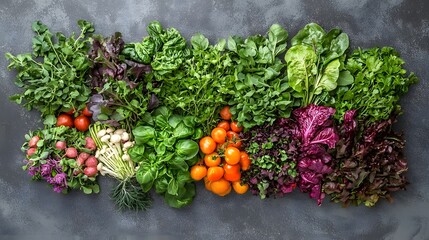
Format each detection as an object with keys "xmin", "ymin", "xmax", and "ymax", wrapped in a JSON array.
[{"xmin": 128, "ymin": 107, "xmax": 202, "ymax": 208}]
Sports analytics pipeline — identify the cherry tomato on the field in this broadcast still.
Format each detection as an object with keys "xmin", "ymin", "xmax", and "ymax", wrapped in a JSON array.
[
  {"xmin": 211, "ymin": 127, "xmax": 227, "ymax": 144},
  {"xmin": 190, "ymin": 165, "xmax": 207, "ymax": 181},
  {"xmin": 224, "ymin": 147, "xmax": 241, "ymax": 165},
  {"xmin": 232, "ymin": 181, "xmax": 249, "ymax": 194},
  {"xmin": 240, "ymin": 151, "xmax": 251, "ymax": 171},
  {"xmin": 220, "ymin": 106, "xmax": 232, "ymax": 120},
  {"xmin": 207, "ymin": 166, "xmax": 224, "ymax": 182},
  {"xmin": 226, "ymin": 131, "xmax": 242, "ymax": 148},
  {"xmin": 82, "ymin": 105, "xmax": 92, "ymax": 117},
  {"xmin": 204, "ymin": 152, "xmax": 221, "ymax": 167},
  {"xmin": 230, "ymin": 121, "xmax": 243, "ymax": 133},
  {"xmin": 210, "ymin": 178, "xmax": 231, "ymax": 196},
  {"xmin": 217, "ymin": 121, "xmax": 230, "ymax": 131},
  {"xmin": 199, "ymin": 136, "xmax": 217, "ymax": 154},
  {"xmin": 65, "ymin": 108, "xmax": 75, "ymax": 115},
  {"xmin": 223, "ymin": 163, "xmax": 241, "ymax": 182},
  {"xmin": 57, "ymin": 114, "xmax": 74, "ymax": 128},
  {"xmin": 74, "ymin": 115, "xmax": 90, "ymax": 132}
]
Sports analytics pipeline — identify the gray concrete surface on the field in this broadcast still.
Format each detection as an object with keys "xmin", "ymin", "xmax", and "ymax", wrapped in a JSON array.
[{"xmin": 1, "ymin": 0, "xmax": 428, "ymax": 239}]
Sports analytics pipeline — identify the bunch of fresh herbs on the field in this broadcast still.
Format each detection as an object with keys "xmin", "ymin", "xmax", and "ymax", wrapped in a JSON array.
[{"xmin": 6, "ymin": 20, "xmax": 94, "ymax": 117}]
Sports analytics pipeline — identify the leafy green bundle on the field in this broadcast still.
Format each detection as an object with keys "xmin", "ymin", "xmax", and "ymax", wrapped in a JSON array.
[
  {"xmin": 285, "ymin": 23, "xmax": 353, "ymax": 107},
  {"xmin": 332, "ymin": 47, "xmax": 418, "ymax": 122},
  {"xmin": 124, "ymin": 22, "xmax": 234, "ymax": 134},
  {"xmin": 6, "ymin": 20, "xmax": 94, "ymax": 117},
  {"xmin": 228, "ymin": 24, "xmax": 297, "ymax": 129},
  {"xmin": 128, "ymin": 107, "xmax": 202, "ymax": 208}
]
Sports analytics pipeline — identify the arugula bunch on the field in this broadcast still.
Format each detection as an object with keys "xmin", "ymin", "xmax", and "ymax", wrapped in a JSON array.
[
  {"xmin": 332, "ymin": 47, "xmax": 418, "ymax": 122},
  {"xmin": 6, "ymin": 20, "xmax": 94, "ymax": 117},
  {"xmin": 228, "ymin": 24, "xmax": 297, "ymax": 129},
  {"xmin": 128, "ymin": 107, "xmax": 202, "ymax": 208},
  {"xmin": 285, "ymin": 23, "xmax": 353, "ymax": 106}
]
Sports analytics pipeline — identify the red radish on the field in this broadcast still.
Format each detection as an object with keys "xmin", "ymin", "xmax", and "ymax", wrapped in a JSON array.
[
  {"xmin": 85, "ymin": 137, "xmax": 96, "ymax": 151},
  {"xmin": 76, "ymin": 152, "xmax": 89, "ymax": 166},
  {"xmin": 65, "ymin": 147, "xmax": 78, "ymax": 158},
  {"xmin": 55, "ymin": 141, "xmax": 67, "ymax": 150},
  {"xmin": 76, "ymin": 156, "xmax": 86, "ymax": 166},
  {"xmin": 27, "ymin": 147, "xmax": 37, "ymax": 156},
  {"xmin": 84, "ymin": 167, "xmax": 97, "ymax": 177},
  {"xmin": 78, "ymin": 152, "xmax": 90, "ymax": 161},
  {"xmin": 85, "ymin": 156, "xmax": 98, "ymax": 167},
  {"xmin": 29, "ymin": 136, "xmax": 40, "ymax": 148},
  {"xmin": 73, "ymin": 170, "xmax": 82, "ymax": 176}
]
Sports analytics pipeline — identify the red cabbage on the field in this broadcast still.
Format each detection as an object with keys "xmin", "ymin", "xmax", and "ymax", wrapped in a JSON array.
[{"xmin": 291, "ymin": 104, "xmax": 338, "ymax": 205}]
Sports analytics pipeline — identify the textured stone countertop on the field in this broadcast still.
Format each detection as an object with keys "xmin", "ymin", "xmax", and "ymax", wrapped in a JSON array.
[{"xmin": 1, "ymin": 1, "xmax": 428, "ymax": 239}]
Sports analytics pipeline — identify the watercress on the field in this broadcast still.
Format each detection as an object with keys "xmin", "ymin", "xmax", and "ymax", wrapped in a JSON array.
[{"xmin": 7, "ymin": 20, "xmax": 94, "ymax": 117}]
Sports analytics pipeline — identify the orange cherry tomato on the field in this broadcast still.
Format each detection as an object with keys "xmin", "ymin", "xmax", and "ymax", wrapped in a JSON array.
[
  {"xmin": 226, "ymin": 131, "xmax": 242, "ymax": 148},
  {"xmin": 211, "ymin": 127, "xmax": 227, "ymax": 144},
  {"xmin": 207, "ymin": 166, "xmax": 224, "ymax": 182},
  {"xmin": 240, "ymin": 151, "xmax": 251, "ymax": 171},
  {"xmin": 232, "ymin": 181, "xmax": 249, "ymax": 194},
  {"xmin": 224, "ymin": 146, "xmax": 241, "ymax": 165},
  {"xmin": 210, "ymin": 178, "xmax": 231, "ymax": 196},
  {"xmin": 230, "ymin": 121, "xmax": 243, "ymax": 133},
  {"xmin": 74, "ymin": 115, "xmax": 90, "ymax": 132},
  {"xmin": 199, "ymin": 136, "xmax": 216, "ymax": 154},
  {"xmin": 204, "ymin": 152, "xmax": 221, "ymax": 167},
  {"xmin": 223, "ymin": 163, "xmax": 241, "ymax": 182},
  {"xmin": 57, "ymin": 114, "xmax": 74, "ymax": 128},
  {"xmin": 217, "ymin": 121, "xmax": 230, "ymax": 131},
  {"xmin": 190, "ymin": 165, "xmax": 207, "ymax": 181},
  {"xmin": 220, "ymin": 106, "xmax": 232, "ymax": 120}
]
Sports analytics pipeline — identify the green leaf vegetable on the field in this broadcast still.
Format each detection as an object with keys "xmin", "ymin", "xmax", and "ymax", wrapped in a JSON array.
[
  {"xmin": 129, "ymin": 106, "xmax": 201, "ymax": 208},
  {"xmin": 228, "ymin": 24, "xmax": 297, "ymax": 129},
  {"xmin": 285, "ymin": 23, "xmax": 352, "ymax": 106},
  {"xmin": 123, "ymin": 22, "xmax": 235, "ymax": 134},
  {"xmin": 331, "ymin": 47, "xmax": 418, "ymax": 122},
  {"xmin": 7, "ymin": 20, "xmax": 94, "ymax": 117}
]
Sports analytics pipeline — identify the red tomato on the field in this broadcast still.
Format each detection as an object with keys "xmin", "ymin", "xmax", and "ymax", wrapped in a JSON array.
[
  {"xmin": 57, "ymin": 114, "xmax": 74, "ymax": 128},
  {"xmin": 230, "ymin": 121, "xmax": 243, "ymax": 133},
  {"xmin": 226, "ymin": 131, "xmax": 242, "ymax": 148},
  {"xmin": 82, "ymin": 105, "xmax": 92, "ymax": 117},
  {"xmin": 220, "ymin": 106, "xmax": 232, "ymax": 120},
  {"xmin": 65, "ymin": 108, "xmax": 75, "ymax": 115},
  {"xmin": 74, "ymin": 115, "xmax": 90, "ymax": 132},
  {"xmin": 217, "ymin": 121, "xmax": 230, "ymax": 131}
]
